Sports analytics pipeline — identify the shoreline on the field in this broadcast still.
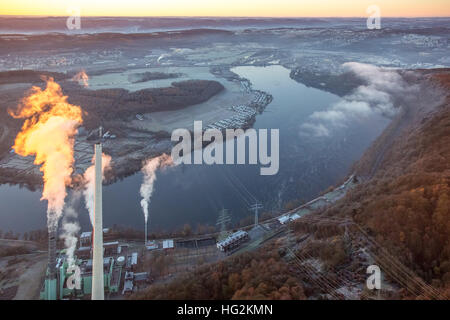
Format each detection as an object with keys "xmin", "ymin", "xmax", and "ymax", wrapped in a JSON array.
[
  {"xmin": 0, "ymin": 66, "xmax": 445, "ymax": 235},
  {"xmin": 0, "ymin": 65, "xmax": 273, "ymax": 191}
]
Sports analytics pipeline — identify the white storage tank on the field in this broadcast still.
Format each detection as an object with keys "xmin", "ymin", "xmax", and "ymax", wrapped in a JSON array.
[{"xmin": 116, "ymin": 256, "xmax": 126, "ymax": 267}]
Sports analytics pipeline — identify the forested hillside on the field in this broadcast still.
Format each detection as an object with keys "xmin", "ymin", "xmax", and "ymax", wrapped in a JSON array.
[
  {"xmin": 132, "ymin": 241, "xmax": 306, "ymax": 300},
  {"xmin": 326, "ymin": 70, "xmax": 450, "ymax": 292}
]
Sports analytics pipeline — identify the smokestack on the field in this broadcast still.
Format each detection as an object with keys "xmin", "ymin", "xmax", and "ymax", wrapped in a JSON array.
[
  {"xmin": 140, "ymin": 154, "xmax": 174, "ymax": 247},
  {"xmin": 91, "ymin": 143, "xmax": 104, "ymax": 300},
  {"xmin": 48, "ymin": 229, "xmax": 57, "ymax": 279},
  {"xmin": 145, "ymin": 218, "xmax": 147, "ymax": 245},
  {"xmin": 44, "ymin": 228, "xmax": 57, "ymax": 300}
]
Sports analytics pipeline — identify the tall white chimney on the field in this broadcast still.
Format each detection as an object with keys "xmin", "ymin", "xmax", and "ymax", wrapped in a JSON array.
[
  {"xmin": 91, "ymin": 143, "xmax": 104, "ymax": 300},
  {"xmin": 144, "ymin": 219, "xmax": 147, "ymax": 245}
]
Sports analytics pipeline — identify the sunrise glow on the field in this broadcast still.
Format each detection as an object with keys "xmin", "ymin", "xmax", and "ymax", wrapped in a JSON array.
[{"xmin": 1, "ymin": 0, "xmax": 449, "ymax": 17}]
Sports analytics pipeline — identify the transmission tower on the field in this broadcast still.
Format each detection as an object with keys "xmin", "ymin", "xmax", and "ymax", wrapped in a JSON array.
[
  {"xmin": 249, "ymin": 201, "xmax": 263, "ymax": 226},
  {"xmin": 216, "ymin": 208, "xmax": 231, "ymax": 241}
]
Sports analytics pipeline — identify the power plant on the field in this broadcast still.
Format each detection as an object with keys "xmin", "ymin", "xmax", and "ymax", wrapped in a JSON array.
[
  {"xmin": 37, "ymin": 140, "xmax": 254, "ymax": 300},
  {"xmin": 39, "ymin": 227, "xmax": 147, "ymax": 300},
  {"xmin": 41, "ymin": 142, "xmax": 113, "ymax": 300}
]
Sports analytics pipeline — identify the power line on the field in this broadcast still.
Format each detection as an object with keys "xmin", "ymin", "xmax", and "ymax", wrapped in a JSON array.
[
  {"xmin": 219, "ymin": 168, "xmax": 253, "ymax": 206},
  {"xmin": 290, "ymin": 215, "xmax": 446, "ymax": 300},
  {"xmin": 216, "ymin": 208, "xmax": 232, "ymax": 240},
  {"xmin": 224, "ymin": 167, "xmax": 256, "ymax": 201}
]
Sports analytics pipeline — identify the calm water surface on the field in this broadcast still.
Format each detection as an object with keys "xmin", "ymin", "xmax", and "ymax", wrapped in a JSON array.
[{"xmin": 0, "ymin": 65, "xmax": 388, "ymax": 234}]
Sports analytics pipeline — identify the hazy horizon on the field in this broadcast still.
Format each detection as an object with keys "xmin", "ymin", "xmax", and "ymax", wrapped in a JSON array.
[{"xmin": 1, "ymin": 15, "xmax": 450, "ymax": 18}]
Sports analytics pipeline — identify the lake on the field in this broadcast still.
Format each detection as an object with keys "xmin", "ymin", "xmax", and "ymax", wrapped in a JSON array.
[{"xmin": 0, "ymin": 65, "xmax": 389, "ymax": 234}]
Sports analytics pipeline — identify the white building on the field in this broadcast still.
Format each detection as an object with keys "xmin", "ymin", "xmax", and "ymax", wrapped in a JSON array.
[{"xmin": 162, "ymin": 239, "xmax": 174, "ymax": 250}]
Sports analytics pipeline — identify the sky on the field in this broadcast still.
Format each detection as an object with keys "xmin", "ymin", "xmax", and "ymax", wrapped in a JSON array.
[{"xmin": 0, "ymin": 0, "xmax": 449, "ymax": 17}]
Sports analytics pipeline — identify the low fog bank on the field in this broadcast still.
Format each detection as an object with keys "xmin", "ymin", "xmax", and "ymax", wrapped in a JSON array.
[{"xmin": 301, "ymin": 63, "xmax": 446, "ymax": 138}]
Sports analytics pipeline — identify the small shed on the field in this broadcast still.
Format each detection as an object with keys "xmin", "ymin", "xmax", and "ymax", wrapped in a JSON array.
[
  {"xmin": 162, "ymin": 239, "xmax": 174, "ymax": 250},
  {"xmin": 146, "ymin": 240, "xmax": 158, "ymax": 251},
  {"xmin": 278, "ymin": 215, "xmax": 290, "ymax": 225}
]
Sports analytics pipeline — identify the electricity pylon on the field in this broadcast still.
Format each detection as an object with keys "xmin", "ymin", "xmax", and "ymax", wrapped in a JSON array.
[{"xmin": 249, "ymin": 201, "xmax": 263, "ymax": 226}]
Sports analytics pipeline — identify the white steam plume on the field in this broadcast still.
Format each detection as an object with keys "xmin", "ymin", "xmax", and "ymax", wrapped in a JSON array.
[
  {"xmin": 60, "ymin": 191, "xmax": 81, "ymax": 266},
  {"xmin": 140, "ymin": 154, "xmax": 174, "ymax": 225},
  {"xmin": 82, "ymin": 153, "xmax": 112, "ymax": 225}
]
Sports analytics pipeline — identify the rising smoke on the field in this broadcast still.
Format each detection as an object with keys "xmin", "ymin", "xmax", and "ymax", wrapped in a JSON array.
[
  {"xmin": 60, "ymin": 152, "xmax": 111, "ymax": 265},
  {"xmin": 140, "ymin": 154, "xmax": 174, "ymax": 225},
  {"xmin": 301, "ymin": 62, "xmax": 418, "ymax": 137},
  {"xmin": 60, "ymin": 191, "xmax": 82, "ymax": 266},
  {"xmin": 9, "ymin": 77, "xmax": 83, "ymax": 232},
  {"xmin": 83, "ymin": 153, "xmax": 112, "ymax": 225}
]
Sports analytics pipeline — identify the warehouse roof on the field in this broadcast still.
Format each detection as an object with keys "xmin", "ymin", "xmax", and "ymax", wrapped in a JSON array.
[{"xmin": 163, "ymin": 239, "xmax": 174, "ymax": 249}]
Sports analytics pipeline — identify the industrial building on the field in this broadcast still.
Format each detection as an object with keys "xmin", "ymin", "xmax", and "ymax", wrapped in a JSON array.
[
  {"xmin": 39, "ymin": 249, "xmax": 122, "ymax": 300},
  {"xmin": 79, "ymin": 228, "xmax": 110, "ymax": 247},
  {"xmin": 122, "ymin": 271, "xmax": 134, "ymax": 295},
  {"xmin": 278, "ymin": 213, "xmax": 301, "ymax": 225},
  {"xmin": 146, "ymin": 240, "xmax": 159, "ymax": 251},
  {"xmin": 162, "ymin": 239, "xmax": 174, "ymax": 250},
  {"xmin": 39, "ymin": 142, "xmax": 149, "ymax": 300},
  {"xmin": 216, "ymin": 230, "xmax": 249, "ymax": 252},
  {"xmin": 39, "ymin": 235, "xmax": 146, "ymax": 300}
]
